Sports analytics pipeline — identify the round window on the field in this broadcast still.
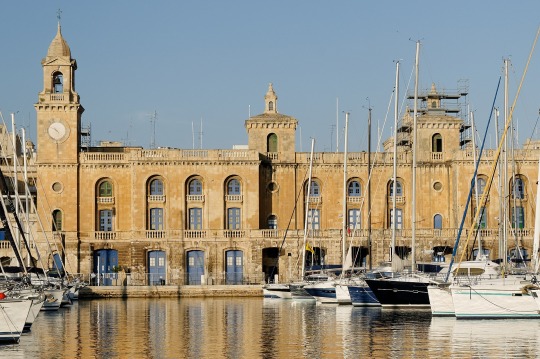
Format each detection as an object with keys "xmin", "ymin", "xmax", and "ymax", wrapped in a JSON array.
[
  {"xmin": 52, "ymin": 182, "xmax": 63, "ymax": 193},
  {"xmin": 433, "ymin": 182, "xmax": 442, "ymax": 191},
  {"xmin": 267, "ymin": 181, "xmax": 279, "ymax": 193}
]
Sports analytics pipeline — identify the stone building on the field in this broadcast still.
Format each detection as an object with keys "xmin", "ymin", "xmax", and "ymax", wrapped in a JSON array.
[{"xmin": 28, "ymin": 24, "xmax": 540, "ymax": 285}]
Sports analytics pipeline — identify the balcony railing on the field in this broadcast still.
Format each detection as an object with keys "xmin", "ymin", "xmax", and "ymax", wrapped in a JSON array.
[
  {"xmin": 431, "ymin": 152, "xmax": 443, "ymax": 161},
  {"xmin": 225, "ymin": 195, "xmax": 243, "ymax": 202},
  {"xmin": 187, "ymin": 195, "xmax": 204, "ymax": 202},
  {"xmin": 347, "ymin": 196, "xmax": 364, "ymax": 203},
  {"xmin": 224, "ymin": 230, "xmax": 245, "ymax": 238},
  {"xmin": 148, "ymin": 195, "xmax": 165, "ymax": 202},
  {"xmin": 308, "ymin": 196, "xmax": 322, "ymax": 204},
  {"xmin": 95, "ymin": 231, "xmax": 117, "ymax": 240},
  {"xmin": 97, "ymin": 197, "xmax": 115, "ymax": 204}
]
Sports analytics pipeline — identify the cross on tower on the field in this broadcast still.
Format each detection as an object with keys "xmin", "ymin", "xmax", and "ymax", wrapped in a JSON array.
[{"xmin": 57, "ymin": 9, "xmax": 62, "ymax": 23}]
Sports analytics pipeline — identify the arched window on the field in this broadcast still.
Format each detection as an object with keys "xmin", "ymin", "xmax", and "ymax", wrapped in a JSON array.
[
  {"xmin": 268, "ymin": 101, "xmax": 274, "ymax": 111},
  {"xmin": 513, "ymin": 177, "xmax": 525, "ymax": 199},
  {"xmin": 431, "ymin": 101, "xmax": 437, "ymax": 108},
  {"xmin": 99, "ymin": 181, "xmax": 113, "ymax": 197},
  {"xmin": 434, "ymin": 214, "xmax": 443, "ymax": 229},
  {"xmin": 52, "ymin": 209, "xmax": 63, "ymax": 231},
  {"xmin": 267, "ymin": 133, "xmax": 278, "ymax": 152},
  {"xmin": 432, "ymin": 134, "xmax": 443, "ymax": 152},
  {"xmin": 53, "ymin": 72, "xmax": 63, "ymax": 93},
  {"xmin": 227, "ymin": 179, "xmax": 241, "ymax": 195},
  {"xmin": 348, "ymin": 181, "xmax": 361, "ymax": 196},
  {"xmin": 150, "ymin": 179, "xmax": 163, "ymax": 196},
  {"xmin": 389, "ymin": 180, "xmax": 403, "ymax": 196},
  {"xmin": 189, "ymin": 179, "xmax": 202, "ymax": 195},
  {"xmin": 309, "ymin": 181, "xmax": 320, "ymax": 197}
]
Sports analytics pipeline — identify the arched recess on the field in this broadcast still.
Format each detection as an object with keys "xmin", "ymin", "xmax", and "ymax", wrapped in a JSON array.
[
  {"xmin": 267, "ymin": 133, "xmax": 278, "ymax": 152},
  {"xmin": 432, "ymin": 133, "xmax": 443, "ymax": 152}
]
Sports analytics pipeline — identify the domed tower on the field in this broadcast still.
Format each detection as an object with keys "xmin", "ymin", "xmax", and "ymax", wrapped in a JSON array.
[
  {"xmin": 35, "ymin": 22, "xmax": 83, "ymax": 164},
  {"xmin": 245, "ymin": 83, "xmax": 297, "ymax": 162},
  {"xmin": 34, "ymin": 22, "xmax": 83, "ymax": 262}
]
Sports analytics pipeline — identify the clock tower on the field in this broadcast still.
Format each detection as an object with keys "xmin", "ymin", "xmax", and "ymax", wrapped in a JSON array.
[
  {"xmin": 34, "ymin": 22, "xmax": 83, "ymax": 267},
  {"xmin": 35, "ymin": 22, "xmax": 83, "ymax": 164}
]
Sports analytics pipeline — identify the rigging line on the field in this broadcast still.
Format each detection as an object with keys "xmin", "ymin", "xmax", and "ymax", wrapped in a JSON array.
[
  {"xmin": 457, "ymin": 25, "xmax": 540, "ymax": 269},
  {"xmin": 271, "ymin": 159, "xmax": 309, "ymax": 280},
  {"xmin": 445, "ymin": 77, "xmax": 501, "ymax": 281}
]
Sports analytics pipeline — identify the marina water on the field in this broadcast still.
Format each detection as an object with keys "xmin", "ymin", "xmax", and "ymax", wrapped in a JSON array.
[{"xmin": 1, "ymin": 297, "xmax": 539, "ymax": 358}]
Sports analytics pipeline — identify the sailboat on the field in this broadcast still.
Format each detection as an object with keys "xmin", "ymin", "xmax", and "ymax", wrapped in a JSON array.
[
  {"xmin": 365, "ymin": 42, "xmax": 437, "ymax": 307},
  {"xmin": 303, "ymin": 114, "xmax": 352, "ymax": 304},
  {"xmin": 446, "ymin": 31, "xmax": 540, "ymax": 318}
]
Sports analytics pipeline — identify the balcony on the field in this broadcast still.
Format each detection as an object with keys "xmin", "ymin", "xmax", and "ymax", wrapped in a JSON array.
[
  {"xmin": 225, "ymin": 195, "xmax": 243, "ymax": 202},
  {"xmin": 308, "ymin": 196, "xmax": 322, "ymax": 204},
  {"xmin": 347, "ymin": 196, "xmax": 364, "ymax": 203},
  {"xmin": 431, "ymin": 152, "xmax": 443, "ymax": 161},
  {"xmin": 146, "ymin": 230, "xmax": 166, "ymax": 239},
  {"xmin": 97, "ymin": 197, "xmax": 115, "ymax": 204},
  {"xmin": 187, "ymin": 195, "xmax": 204, "ymax": 202},
  {"xmin": 184, "ymin": 230, "xmax": 207, "ymax": 239},
  {"xmin": 388, "ymin": 196, "xmax": 405, "ymax": 204},
  {"xmin": 94, "ymin": 231, "xmax": 117, "ymax": 240},
  {"xmin": 224, "ymin": 230, "xmax": 245, "ymax": 238},
  {"xmin": 147, "ymin": 195, "xmax": 165, "ymax": 202}
]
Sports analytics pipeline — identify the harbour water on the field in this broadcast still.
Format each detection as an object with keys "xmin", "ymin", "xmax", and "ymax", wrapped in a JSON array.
[{"xmin": 2, "ymin": 297, "xmax": 540, "ymax": 358}]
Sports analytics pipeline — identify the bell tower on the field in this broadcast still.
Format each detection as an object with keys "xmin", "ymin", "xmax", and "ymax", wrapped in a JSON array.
[
  {"xmin": 35, "ymin": 22, "xmax": 83, "ymax": 164},
  {"xmin": 34, "ymin": 22, "xmax": 83, "ymax": 259},
  {"xmin": 245, "ymin": 83, "xmax": 297, "ymax": 162}
]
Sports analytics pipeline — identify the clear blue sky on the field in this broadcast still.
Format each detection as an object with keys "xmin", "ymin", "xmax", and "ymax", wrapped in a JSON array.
[{"xmin": 2, "ymin": 1, "xmax": 540, "ymax": 152}]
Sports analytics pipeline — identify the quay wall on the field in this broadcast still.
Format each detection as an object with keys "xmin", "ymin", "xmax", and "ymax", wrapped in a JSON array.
[{"xmin": 79, "ymin": 285, "xmax": 264, "ymax": 299}]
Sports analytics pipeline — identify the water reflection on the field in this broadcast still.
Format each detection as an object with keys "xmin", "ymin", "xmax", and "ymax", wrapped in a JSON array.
[{"xmin": 1, "ymin": 298, "xmax": 539, "ymax": 358}]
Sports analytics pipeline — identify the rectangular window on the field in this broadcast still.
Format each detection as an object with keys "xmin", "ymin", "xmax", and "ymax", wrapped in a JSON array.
[
  {"xmin": 228, "ymin": 208, "xmax": 241, "ymax": 229},
  {"xmin": 189, "ymin": 208, "xmax": 202, "ymax": 230},
  {"xmin": 236, "ymin": 256, "xmax": 242, "ymax": 266},
  {"xmin": 348, "ymin": 209, "xmax": 361, "ymax": 230},
  {"xmin": 158, "ymin": 257, "xmax": 165, "ymax": 266},
  {"xmin": 149, "ymin": 257, "xmax": 156, "ymax": 267},
  {"xmin": 150, "ymin": 208, "xmax": 164, "ymax": 230},
  {"xmin": 308, "ymin": 209, "xmax": 320, "ymax": 230},
  {"xmin": 99, "ymin": 210, "xmax": 113, "ymax": 231},
  {"xmin": 511, "ymin": 206, "xmax": 525, "ymax": 229},
  {"xmin": 390, "ymin": 209, "xmax": 403, "ymax": 229}
]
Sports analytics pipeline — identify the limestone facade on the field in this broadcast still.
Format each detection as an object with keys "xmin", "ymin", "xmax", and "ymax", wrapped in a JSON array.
[{"xmin": 27, "ymin": 25, "xmax": 540, "ymax": 285}]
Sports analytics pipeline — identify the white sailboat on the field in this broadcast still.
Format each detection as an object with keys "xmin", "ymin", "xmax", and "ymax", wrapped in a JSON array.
[{"xmin": 449, "ymin": 30, "xmax": 540, "ymax": 318}]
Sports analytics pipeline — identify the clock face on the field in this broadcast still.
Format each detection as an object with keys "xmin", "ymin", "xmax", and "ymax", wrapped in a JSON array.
[{"xmin": 48, "ymin": 121, "xmax": 68, "ymax": 141}]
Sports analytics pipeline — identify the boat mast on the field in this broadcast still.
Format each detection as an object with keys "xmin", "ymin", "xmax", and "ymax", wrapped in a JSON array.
[
  {"xmin": 391, "ymin": 61, "xmax": 399, "ymax": 268},
  {"xmin": 342, "ymin": 112, "xmax": 349, "ymax": 266},
  {"xmin": 301, "ymin": 138, "xmax": 315, "ymax": 278},
  {"xmin": 367, "ymin": 106, "xmax": 372, "ymax": 270},
  {"xmin": 411, "ymin": 41, "xmax": 420, "ymax": 272},
  {"xmin": 471, "ymin": 111, "xmax": 483, "ymax": 258},
  {"xmin": 503, "ymin": 58, "xmax": 509, "ymax": 269},
  {"xmin": 533, "ymin": 155, "xmax": 540, "ymax": 274}
]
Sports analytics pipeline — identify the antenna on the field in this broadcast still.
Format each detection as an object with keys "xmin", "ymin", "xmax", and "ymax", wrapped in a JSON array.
[
  {"xmin": 150, "ymin": 111, "xmax": 157, "ymax": 149},
  {"xmin": 199, "ymin": 117, "xmax": 203, "ymax": 149}
]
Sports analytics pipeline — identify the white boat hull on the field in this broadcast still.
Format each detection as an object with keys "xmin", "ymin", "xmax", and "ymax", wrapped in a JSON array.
[
  {"xmin": 0, "ymin": 299, "xmax": 32, "ymax": 343},
  {"xmin": 451, "ymin": 278, "xmax": 540, "ymax": 319},
  {"xmin": 427, "ymin": 285, "xmax": 454, "ymax": 316}
]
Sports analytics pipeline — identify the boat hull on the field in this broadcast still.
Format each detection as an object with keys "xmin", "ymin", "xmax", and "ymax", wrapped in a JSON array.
[
  {"xmin": 427, "ymin": 285, "xmax": 454, "ymax": 316},
  {"xmin": 0, "ymin": 299, "xmax": 32, "ymax": 343},
  {"xmin": 263, "ymin": 284, "xmax": 292, "ymax": 299},
  {"xmin": 451, "ymin": 279, "xmax": 540, "ymax": 319},
  {"xmin": 347, "ymin": 285, "xmax": 380, "ymax": 307},
  {"xmin": 365, "ymin": 278, "xmax": 430, "ymax": 307}
]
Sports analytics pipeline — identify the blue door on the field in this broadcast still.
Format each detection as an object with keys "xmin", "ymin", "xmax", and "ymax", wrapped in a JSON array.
[
  {"xmin": 225, "ymin": 250, "xmax": 243, "ymax": 284},
  {"xmin": 148, "ymin": 250, "xmax": 166, "ymax": 285},
  {"xmin": 93, "ymin": 249, "xmax": 118, "ymax": 286},
  {"xmin": 53, "ymin": 252, "xmax": 64, "ymax": 274},
  {"xmin": 187, "ymin": 250, "xmax": 204, "ymax": 285}
]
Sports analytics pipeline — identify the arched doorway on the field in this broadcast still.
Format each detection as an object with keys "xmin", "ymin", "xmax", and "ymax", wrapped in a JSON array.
[
  {"xmin": 225, "ymin": 250, "xmax": 243, "ymax": 284},
  {"xmin": 148, "ymin": 250, "xmax": 166, "ymax": 285},
  {"xmin": 93, "ymin": 249, "xmax": 118, "ymax": 286},
  {"xmin": 187, "ymin": 250, "xmax": 205, "ymax": 285}
]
